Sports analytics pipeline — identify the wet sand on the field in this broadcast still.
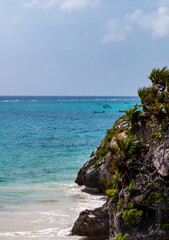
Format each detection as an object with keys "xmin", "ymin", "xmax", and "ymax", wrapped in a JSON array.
[{"xmin": 0, "ymin": 183, "xmax": 106, "ymax": 240}]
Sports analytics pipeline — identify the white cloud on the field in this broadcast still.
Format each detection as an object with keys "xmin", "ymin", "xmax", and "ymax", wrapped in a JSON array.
[
  {"xmin": 24, "ymin": 0, "xmax": 59, "ymax": 9},
  {"xmin": 103, "ymin": 3, "xmax": 169, "ymax": 43},
  {"xmin": 127, "ymin": 6, "xmax": 169, "ymax": 39},
  {"xmin": 60, "ymin": 0, "xmax": 99, "ymax": 11},
  {"xmin": 24, "ymin": 0, "xmax": 99, "ymax": 10},
  {"xmin": 102, "ymin": 19, "xmax": 131, "ymax": 43},
  {"xmin": 24, "ymin": 0, "xmax": 39, "ymax": 8}
]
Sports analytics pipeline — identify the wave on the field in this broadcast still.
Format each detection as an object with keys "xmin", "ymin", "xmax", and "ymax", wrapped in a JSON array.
[
  {"xmin": 94, "ymin": 98, "xmax": 117, "ymax": 101},
  {"xmin": 0, "ymin": 227, "xmax": 76, "ymax": 239},
  {"xmin": 0, "ymin": 182, "xmax": 105, "ymax": 239},
  {"xmin": 0, "ymin": 99, "xmax": 20, "ymax": 102},
  {"xmin": 56, "ymin": 98, "xmax": 138, "ymax": 102},
  {"xmin": 54, "ymin": 98, "xmax": 138, "ymax": 102},
  {"xmin": 0, "ymin": 228, "xmax": 59, "ymax": 239},
  {"xmin": 0, "ymin": 97, "xmax": 138, "ymax": 103},
  {"xmin": 0, "ymin": 99, "xmax": 37, "ymax": 103}
]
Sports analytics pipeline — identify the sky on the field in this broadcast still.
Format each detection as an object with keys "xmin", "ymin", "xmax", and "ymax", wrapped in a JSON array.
[{"xmin": 0, "ymin": 0, "xmax": 169, "ymax": 96}]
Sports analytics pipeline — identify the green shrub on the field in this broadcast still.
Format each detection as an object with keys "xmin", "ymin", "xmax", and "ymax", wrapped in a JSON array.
[
  {"xmin": 115, "ymin": 233, "xmax": 129, "ymax": 240},
  {"xmin": 138, "ymin": 66, "xmax": 169, "ymax": 122},
  {"xmin": 146, "ymin": 191, "xmax": 164, "ymax": 204},
  {"xmin": 107, "ymin": 171, "xmax": 120, "ymax": 188},
  {"xmin": 109, "ymin": 136, "xmax": 142, "ymax": 174},
  {"xmin": 162, "ymin": 223, "xmax": 169, "ymax": 230},
  {"xmin": 94, "ymin": 125, "xmax": 127, "ymax": 164},
  {"xmin": 105, "ymin": 188, "xmax": 117, "ymax": 200},
  {"xmin": 150, "ymin": 132, "xmax": 159, "ymax": 142},
  {"xmin": 117, "ymin": 198, "xmax": 124, "ymax": 212},
  {"xmin": 122, "ymin": 208, "xmax": 143, "ymax": 225},
  {"xmin": 128, "ymin": 181, "xmax": 133, "ymax": 191},
  {"xmin": 146, "ymin": 183, "xmax": 154, "ymax": 189},
  {"xmin": 125, "ymin": 104, "xmax": 142, "ymax": 126},
  {"xmin": 96, "ymin": 146, "xmax": 108, "ymax": 160}
]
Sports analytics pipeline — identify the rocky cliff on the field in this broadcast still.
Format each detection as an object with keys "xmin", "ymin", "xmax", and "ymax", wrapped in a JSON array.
[{"xmin": 72, "ymin": 67, "xmax": 169, "ymax": 240}]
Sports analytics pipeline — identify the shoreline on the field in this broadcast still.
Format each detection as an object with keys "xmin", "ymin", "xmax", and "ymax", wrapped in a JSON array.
[{"xmin": 0, "ymin": 182, "xmax": 106, "ymax": 240}]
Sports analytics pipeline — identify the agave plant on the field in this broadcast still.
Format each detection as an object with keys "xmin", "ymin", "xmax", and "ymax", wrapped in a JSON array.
[
  {"xmin": 138, "ymin": 66, "xmax": 169, "ymax": 122},
  {"xmin": 125, "ymin": 104, "xmax": 142, "ymax": 126},
  {"xmin": 109, "ymin": 136, "xmax": 141, "ymax": 173},
  {"xmin": 149, "ymin": 66, "xmax": 169, "ymax": 89}
]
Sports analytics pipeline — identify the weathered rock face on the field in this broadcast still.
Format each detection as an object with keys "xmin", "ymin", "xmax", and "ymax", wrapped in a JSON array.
[
  {"xmin": 75, "ymin": 119, "xmax": 130, "ymax": 191},
  {"xmin": 153, "ymin": 144, "xmax": 169, "ymax": 176},
  {"xmin": 73, "ymin": 112, "xmax": 169, "ymax": 240},
  {"xmin": 110, "ymin": 132, "xmax": 128, "ymax": 149},
  {"xmin": 75, "ymin": 156, "xmax": 113, "ymax": 191},
  {"xmin": 108, "ymin": 188, "xmax": 169, "ymax": 240},
  {"xmin": 71, "ymin": 203, "xmax": 109, "ymax": 239}
]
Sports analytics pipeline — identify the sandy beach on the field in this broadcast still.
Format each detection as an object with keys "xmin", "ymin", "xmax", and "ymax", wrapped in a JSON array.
[{"xmin": 0, "ymin": 183, "xmax": 106, "ymax": 240}]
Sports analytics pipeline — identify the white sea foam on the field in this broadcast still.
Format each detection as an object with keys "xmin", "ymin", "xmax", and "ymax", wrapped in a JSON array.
[
  {"xmin": 0, "ymin": 182, "xmax": 106, "ymax": 240},
  {"xmin": 57, "ymin": 227, "xmax": 72, "ymax": 236},
  {"xmin": 0, "ymin": 99, "xmax": 20, "ymax": 102},
  {"xmin": 0, "ymin": 98, "xmax": 138, "ymax": 103},
  {"xmin": 57, "ymin": 98, "xmax": 118, "ymax": 102},
  {"xmin": 94, "ymin": 98, "xmax": 117, "ymax": 101},
  {"xmin": 0, "ymin": 99, "xmax": 38, "ymax": 103}
]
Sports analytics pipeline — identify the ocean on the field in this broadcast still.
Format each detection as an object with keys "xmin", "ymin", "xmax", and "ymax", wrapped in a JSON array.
[{"xmin": 0, "ymin": 96, "xmax": 139, "ymax": 240}]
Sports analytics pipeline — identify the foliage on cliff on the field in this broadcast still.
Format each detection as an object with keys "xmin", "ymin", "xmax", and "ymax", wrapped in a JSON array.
[
  {"xmin": 138, "ymin": 66, "xmax": 169, "ymax": 123},
  {"xmin": 106, "ymin": 67, "xmax": 169, "ymax": 239},
  {"xmin": 73, "ymin": 67, "xmax": 169, "ymax": 240}
]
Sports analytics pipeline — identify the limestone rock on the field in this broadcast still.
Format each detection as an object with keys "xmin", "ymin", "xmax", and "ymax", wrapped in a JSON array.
[
  {"xmin": 153, "ymin": 145, "xmax": 169, "ymax": 176},
  {"xmin": 71, "ymin": 203, "xmax": 109, "ymax": 238},
  {"xmin": 73, "ymin": 102, "xmax": 169, "ymax": 240},
  {"xmin": 75, "ymin": 158, "xmax": 113, "ymax": 191},
  {"xmin": 110, "ymin": 131, "xmax": 128, "ymax": 149},
  {"xmin": 75, "ymin": 120, "xmax": 129, "ymax": 191}
]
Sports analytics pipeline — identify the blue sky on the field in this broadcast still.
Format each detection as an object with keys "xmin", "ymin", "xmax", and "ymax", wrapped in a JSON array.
[{"xmin": 0, "ymin": 0, "xmax": 169, "ymax": 96}]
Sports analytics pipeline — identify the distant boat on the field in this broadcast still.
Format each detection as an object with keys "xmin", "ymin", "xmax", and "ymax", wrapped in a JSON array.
[
  {"xmin": 93, "ymin": 111, "xmax": 105, "ymax": 113},
  {"xmin": 119, "ymin": 110, "xmax": 125, "ymax": 112},
  {"xmin": 103, "ymin": 104, "xmax": 112, "ymax": 109}
]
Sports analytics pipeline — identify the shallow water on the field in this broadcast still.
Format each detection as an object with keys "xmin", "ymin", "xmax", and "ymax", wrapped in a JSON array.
[
  {"xmin": 0, "ymin": 96, "xmax": 139, "ymax": 239},
  {"xmin": 0, "ymin": 183, "xmax": 106, "ymax": 240}
]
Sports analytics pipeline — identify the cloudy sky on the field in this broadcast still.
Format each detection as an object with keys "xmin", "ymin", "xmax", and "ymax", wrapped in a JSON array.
[{"xmin": 0, "ymin": 0, "xmax": 169, "ymax": 96}]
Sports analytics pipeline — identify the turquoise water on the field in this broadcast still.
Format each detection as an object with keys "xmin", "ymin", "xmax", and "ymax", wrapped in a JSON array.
[
  {"xmin": 0, "ymin": 96, "xmax": 139, "ymax": 208},
  {"xmin": 0, "ymin": 96, "xmax": 139, "ymax": 239}
]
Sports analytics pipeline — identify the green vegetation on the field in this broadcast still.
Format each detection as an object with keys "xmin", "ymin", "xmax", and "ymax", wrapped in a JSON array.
[
  {"xmin": 115, "ymin": 233, "xmax": 129, "ymax": 240},
  {"xmin": 91, "ymin": 119, "xmax": 129, "ymax": 166},
  {"xmin": 82, "ymin": 67, "xmax": 169, "ymax": 238},
  {"xmin": 91, "ymin": 66, "xmax": 169, "ymax": 171},
  {"xmin": 74, "ymin": 67, "xmax": 169, "ymax": 240},
  {"xmin": 107, "ymin": 171, "xmax": 120, "ymax": 188},
  {"xmin": 105, "ymin": 188, "xmax": 117, "ymax": 200},
  {"xmin": 95, "ymin": 146, "xmax": 108, "ymax": 162},
  {"xmin": 146, "ymin": 183, "xmax": 154, "ymax": 189},
  {"xmin": 109, "ymin": 135, "xmax": 142, "ymax": 174},
  {"xmin": 128, "ymin": 181, "xmax": 133, "ymax": 191},
  {"xmin": 126, "ymin": 202, "xmax": 134, "ymax": 209},
  {"xmin": 146, "ymin": 192, "xmax": 164, "ymax": 204},
  {"xmin": 162, "ymin": 223, "xmax": 169, "ymax": 230},
  {"xmin": 125, "ymin": 104, "xmax": 142, "ymax": 126},
  {"xmin": 117, "ymin": 198, "xmax": 124, "ymax": 212},
  {"xmin": 150, "ymin": 131, "xmax": 159, "ymax": 142},
  {"xmin": 122, "ymin": 208, "xmax": 143, "ymax": 225},
  {"xmin": 138, "ymin": 66, "xmax": 169, "ymax": 123}
]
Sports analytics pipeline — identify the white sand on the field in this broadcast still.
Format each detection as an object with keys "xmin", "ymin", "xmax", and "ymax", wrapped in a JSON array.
[{"xmin": 0, "ymin": 183, "xmax": 106, "ymax": 240}]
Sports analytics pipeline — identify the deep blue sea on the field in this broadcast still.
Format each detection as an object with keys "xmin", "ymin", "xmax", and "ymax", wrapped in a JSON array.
[{"xmin": 0, "ymin": 96, "xmax": 139, "ymax": 239}]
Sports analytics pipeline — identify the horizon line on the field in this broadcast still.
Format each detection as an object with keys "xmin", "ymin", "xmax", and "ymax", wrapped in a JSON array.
[{"xmin": 0, "ymin": 95, "xmax": 139, "ymax": 97}]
